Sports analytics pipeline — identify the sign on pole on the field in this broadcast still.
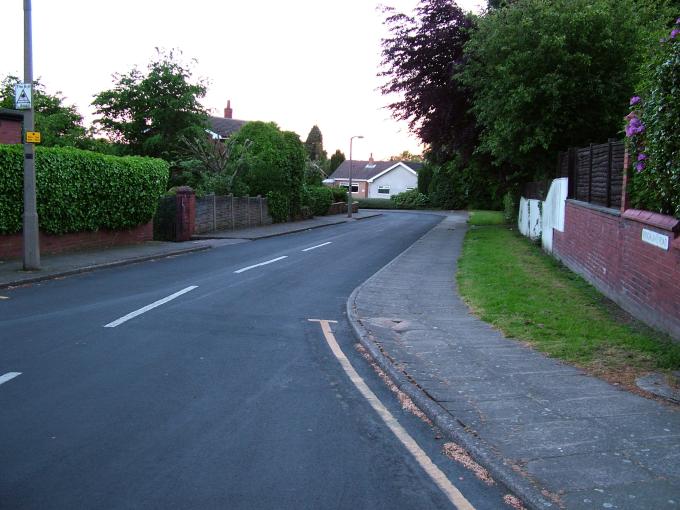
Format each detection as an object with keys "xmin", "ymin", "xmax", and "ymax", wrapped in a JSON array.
[
  {"xmin": 14, "ymin": 83, "xmax": 32, "ymax": 110},
  {"xmin": 26, "ymin": 131, "xmax": 40, "ymax": 143}
]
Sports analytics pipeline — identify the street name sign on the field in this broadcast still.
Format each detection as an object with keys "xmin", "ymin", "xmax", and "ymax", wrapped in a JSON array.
[
  {"xmin": 14, "ymin": 83, "xmax": 32, "ymax": 110},
  {"xmin": 641, "ymin": 228, "xmax": 669, "ymax": 251}
]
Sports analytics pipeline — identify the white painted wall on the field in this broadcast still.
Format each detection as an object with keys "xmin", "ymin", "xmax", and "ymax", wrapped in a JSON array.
[
  {"xmin": 518, "ymin": 197, "xmax": 542, "ymax": 240},
  {"xmin": 541, "ymin": 177, "xmax": 568, "ymax": 253},
  {"xmin": 368, "ymin": 165, "xmax": 417, "ymax": 199}
]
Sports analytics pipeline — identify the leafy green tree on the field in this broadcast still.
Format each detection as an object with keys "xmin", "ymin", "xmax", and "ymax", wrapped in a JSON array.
[
  {"xmin": 0, "ymin": 75, "xmax": 89, "ymax": 148},
  {"xmin": 92, "ymin": 49, "xmax": 208, "ymax": 162},
  {"xmin": 460, "ymin": 0, "xmax": 652, "ymax": 175},
  {"xmin": 304, "ymin": 125, "xmax": 327, "ymax": 162},
  {"xmin": 390, "ymin": 150, "xmax": 423, "ymax": 162},
  {"xmin": 328, "ymin": 149, "xmax": 345, "ymax": 175}
]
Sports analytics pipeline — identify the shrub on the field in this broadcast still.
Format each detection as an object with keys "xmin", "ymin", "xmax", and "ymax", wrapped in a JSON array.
[
  {"xmin": 303, "ymin": 185, "xmax": 333, "ymax": 216},
  {"xmin": 266, "ymin": 190, "xmax": 289, "ymax": 223},
  {"xmin": 329, "ymin": 186, "xmax": 347, "ymax": 203},
  {"xmin": 228, "ymin": 122, "xmax": 305, "ymax": 218},
  {"xmin": 626, "ymin": 18, "xmax": 680, "ymax": 218},
  {"xmin": 502, "ymin": 190, "xmax": 517, "ymax": 223},
  {"xmin": 390, "ymin": 189, "xmax": 429, "ymax": 209},
  {"xmin": 0, "ymin": 144, "xmax": 167, "ymax": 234}
]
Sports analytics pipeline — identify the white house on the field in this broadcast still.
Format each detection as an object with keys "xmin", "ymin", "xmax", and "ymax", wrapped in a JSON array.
[{"xmin": 326, "ymin": 156, "xmax": 421, "ymax": 199}]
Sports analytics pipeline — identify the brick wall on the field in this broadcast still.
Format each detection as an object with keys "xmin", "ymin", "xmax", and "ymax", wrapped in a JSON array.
[
  {"xmin": 0, "ymin": 222, "xmax": 153, "ymax": 260},
  {"xmin": 0, "ymin": 118, "xmax": 22, "ymax": 144},
  {"xmin": 194, "ymin": 195, "xmax": 272, "ymax": 234},
  {"xmin": 553, "ymin": 200, "xmax": 680, "ymax": 340}
]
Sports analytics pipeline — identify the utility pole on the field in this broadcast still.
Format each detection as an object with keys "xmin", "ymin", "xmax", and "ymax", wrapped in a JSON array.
[
  {"xmin": 23, "ymin": 0, "xmax": 40, "ymax": 270},
  {"xmin": 347, "ymin": 135, "xmax": 363, "ymax": 218}
]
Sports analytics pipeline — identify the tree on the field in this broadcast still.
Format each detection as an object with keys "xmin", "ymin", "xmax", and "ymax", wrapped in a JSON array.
[
  {"xmin": 328, "ymin": 149, "xmax": 345, "ymax": 175},
  {"xmin": 92, "ymin": 49, "xmax": 208, "ymax": 162},
  {"xmin": 390, "ymin": 150, "xmax": 423, "ymax": 162},
  {"xmin": 379, "ymin": 0, "xmax": 477, "ymax": 162},
  {"xmin": 0, "ymin": 75, "xmax": 88, "ymax": 148},
  {"xmin": 304, "ymin": 125, "xmax": 327, "ymax": 162},
  {"xmin": 227, "ymin": 121, "xmax": 306, "ymax": 219},
  {"xmin": 460, "ymin": 0, "xmax": 651, "ymax": 175}
]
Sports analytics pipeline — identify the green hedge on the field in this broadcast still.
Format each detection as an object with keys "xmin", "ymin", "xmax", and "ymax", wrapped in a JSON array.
[
  {"xmin": 354, "ymin": 198, "xmax": 398, "ymax": 209},
  {"xmin": 303, "ymin": 185, "xmax": 333, "ymax": 216},
  {"xmin": 0, "ymin": 144, "xmax": 168, "ymax": 234}
]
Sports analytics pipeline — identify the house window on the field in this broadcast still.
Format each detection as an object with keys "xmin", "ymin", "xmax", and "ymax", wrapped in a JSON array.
[
  {"xmin": 378, "ymin": 186, "xmax": 390, "ymax": 194},
  {"xmin": 341, "ymin": 183, "xmax": 359, "ymax": 193}
]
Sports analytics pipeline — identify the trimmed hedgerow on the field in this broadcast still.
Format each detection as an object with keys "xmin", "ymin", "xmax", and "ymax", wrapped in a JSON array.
[
  {"xmin": 0, "ymin": 144, "xmax": 168, "ymax": 234},
  {"xmin": 303, "ymin": 185, "xmax": 333, "ymax": 216}
]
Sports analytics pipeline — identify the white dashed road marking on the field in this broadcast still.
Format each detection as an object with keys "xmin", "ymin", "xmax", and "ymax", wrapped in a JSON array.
[
  {"xmin": 104, "ymin": 286, "xmax": 198, "ymax": 328},
  {"xmin": 0, "ymin": 372, "xmax": 22, "ymax": 386},
  {"xmin": 302, "ymin": 242, "xmax": 332, "ymax": 252},
  {"xmin": 234, "ymin": 256, "xmax": 288, "ymax": 274}
]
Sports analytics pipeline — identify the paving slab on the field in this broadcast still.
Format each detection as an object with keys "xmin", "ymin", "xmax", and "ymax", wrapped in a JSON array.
[{"xmin": 348, "ymin": 212, "xmax": 680, "ymax": 509}]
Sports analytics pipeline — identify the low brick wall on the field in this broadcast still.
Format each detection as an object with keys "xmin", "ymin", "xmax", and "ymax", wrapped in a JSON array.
[
  {"xmin": 0, "ymin": 222, "xmax": 153, "ymax": 260},
  {"xmin": 553, "ymin": 200, "xmax": 680, "ymax": 340},
  {"xmin": 327, "ymin": 202, "xmax": 358, "ymax": 215},
  {"xmin": 194, "ymin": 194, "xmax": 272, "ymax": 234}
]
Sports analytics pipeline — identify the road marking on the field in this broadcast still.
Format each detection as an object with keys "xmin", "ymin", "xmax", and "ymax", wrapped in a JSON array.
[
  {"xmin": 0, "ymin": 296, "xmax": 9, "ymax": 300},
  {"xmin": 104, "ymin": 286, "xmax": 198, "ymax": 328},
  {"xmin": 0, "ymin": 372, "xmax": 21, "ymax": 386},
  {"xmin": 302, "ymin": 241, "xmax": 332, "ymax": 252},
  {"xmin": 309, "ymin": 319, "xmax": 475, "ymax": 510},
  {"xmin": 234, "ymin": 256, "xmax": 288, "ymax": 274}
]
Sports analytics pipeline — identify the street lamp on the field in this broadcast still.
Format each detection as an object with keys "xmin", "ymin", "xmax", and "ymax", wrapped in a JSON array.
[{"xmin": 347, "ymin": 135, "xmax": 364, "ymax": 218}]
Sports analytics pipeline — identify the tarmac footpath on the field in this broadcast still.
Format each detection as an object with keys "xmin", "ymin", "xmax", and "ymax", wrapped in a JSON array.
[{"xmin": 348, "ymin": 212, "xmax": 680, "ymax": 510}]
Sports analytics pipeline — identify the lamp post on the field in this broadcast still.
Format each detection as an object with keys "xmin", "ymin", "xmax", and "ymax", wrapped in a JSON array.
[
  {"xmin": 23, "ymin": 0, "xmax": 40, "ymax": 270},
  {"xmin": 347, "ymin": 135, "xmax": 363, "ymax": 218}
]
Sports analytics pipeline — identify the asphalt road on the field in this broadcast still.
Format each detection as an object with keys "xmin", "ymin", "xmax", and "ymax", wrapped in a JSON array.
[{"xmin": 0, "ymin": 212, "xmax": 512, "ymax": 509}]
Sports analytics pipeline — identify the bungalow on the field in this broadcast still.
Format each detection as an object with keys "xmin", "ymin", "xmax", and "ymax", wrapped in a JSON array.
[
  {"xmin": 207, "ymin": 100, "xmax": 247, "ymax": 140},
  {"xmin": 326, "ymin": 155, "xmax": 422, "ymax": 199}
]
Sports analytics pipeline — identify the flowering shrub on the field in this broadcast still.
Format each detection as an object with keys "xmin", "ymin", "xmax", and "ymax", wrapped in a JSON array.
[{"xmin": 626, "ymin": 17, "xmax": 680, "ymax": 218}]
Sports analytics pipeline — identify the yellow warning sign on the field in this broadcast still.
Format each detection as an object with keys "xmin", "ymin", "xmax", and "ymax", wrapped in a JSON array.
[{"xmin": 26, "ymin": 131, "xmax": 41, "ymax": 143}]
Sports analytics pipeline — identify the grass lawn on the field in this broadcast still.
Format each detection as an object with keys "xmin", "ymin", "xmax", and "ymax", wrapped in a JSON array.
[{"xmin": 457, "ymin": 210, "xmax": 680, "ymax": 388}]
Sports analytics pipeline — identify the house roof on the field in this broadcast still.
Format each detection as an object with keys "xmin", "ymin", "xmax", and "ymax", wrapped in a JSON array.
[
  {"xmin": 207, "ymin": 116, "xmax": 247, "ymax": 139},
  {"xmin": 329, "ymin": 160, "xmax": 422, "ymax": 181},
  {"xmin": 0, "ymin": 108, "xmax": 24, "ymax": 121}
]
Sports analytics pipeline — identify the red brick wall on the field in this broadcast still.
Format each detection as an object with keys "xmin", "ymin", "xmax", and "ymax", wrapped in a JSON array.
[
  {"xmin": 553, "ymin": 201, "xmax": 680, "ymax": 340},
  {"xmin": 0, "ymin": 222, "xmax": 153, "ymax": 260},
  {"xmin": 0, "ymin": 118, "xmax": 22, "ymax": 144}
]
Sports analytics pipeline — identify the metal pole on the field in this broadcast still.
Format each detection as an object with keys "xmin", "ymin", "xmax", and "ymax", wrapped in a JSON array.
[
  {"xmin": 23, "ymin": 0, "xmax": 40, "ymax": 270},
  {"xmin": 347, "ymin": 135, "xmax": 363, "ymax": 218}
]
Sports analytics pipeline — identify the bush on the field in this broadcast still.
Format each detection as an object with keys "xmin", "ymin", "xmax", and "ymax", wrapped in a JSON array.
[
  {"xmin": 626, "ymin": 18, "xmax": 680, "ymax": 218},
  {"xmin": 266, "ymin": 190, "xmax": 290, "ymax": 223},
  {"xmin": 502, "ymin": 191, "xmax": 517, "ymax": 223},
  {"xmin": 0, "ymin": 144, "xmax": 167, "ymax": 234},
  {"xmin": 228, "ymin": 122, "xmax": 305, "ymax": 218},
  {"xmin": 390, "ymin": 189, "xmax": 429, "ymax": 209},
  {"xmin": 303, "ymin": 185, "xmax": 333, "ymax": 216},
  {"xmin": 329, "ymin": 186, "xmax": 347, "ymax": 203}
]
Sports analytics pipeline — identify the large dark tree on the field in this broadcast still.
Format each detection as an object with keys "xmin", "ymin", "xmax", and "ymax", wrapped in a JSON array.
[
  {"xmin": 328, "ymin": 149, "xmax": 345, "ymax": 175},
  {"xmin": 379, "ymin": 0, "xmax": 477, "ymax": 163},
  {"xmin": 304, "ymin": 125, "xmax": 326, "ymax": 162},
  {"xmin": 92, "ymin": 50, "xmax": 208, "ymax": 162}
]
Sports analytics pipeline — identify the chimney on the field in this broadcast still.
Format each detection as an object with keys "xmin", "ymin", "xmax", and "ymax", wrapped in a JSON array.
[
  {"xmin": 224, "ymin": 100, "xmax": 233, "ymax": 119},
  {"xmin": 369, "ymin": 153, "xmax": 374, "ymax": 164}
]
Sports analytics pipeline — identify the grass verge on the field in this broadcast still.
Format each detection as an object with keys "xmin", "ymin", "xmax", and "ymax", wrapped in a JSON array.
[{"xmin": 457, "ymin": 213, "xmax": 680, "ymax": 389}]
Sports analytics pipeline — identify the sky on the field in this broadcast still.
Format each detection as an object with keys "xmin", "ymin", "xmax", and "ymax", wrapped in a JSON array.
[{"xmin": 1, "ymin": 0, "xmax": 484, "ymax": 161}]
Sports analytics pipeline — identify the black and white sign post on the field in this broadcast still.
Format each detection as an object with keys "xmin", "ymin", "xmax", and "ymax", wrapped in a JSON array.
[{"xmin": 21, "ymin": 0, "xmax": 40, "ymax": 270}]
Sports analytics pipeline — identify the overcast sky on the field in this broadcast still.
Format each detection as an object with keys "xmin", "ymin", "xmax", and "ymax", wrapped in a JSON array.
[{"xmin": 2, "ymin": 0, "xmax": 484, "ymax": 160}]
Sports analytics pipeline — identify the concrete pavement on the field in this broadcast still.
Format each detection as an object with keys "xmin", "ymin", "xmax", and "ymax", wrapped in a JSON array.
[
  {"xmin": 348, "ymin": 212, "xmax": 680, "ymax": 509},
  {"xmin": 0, "ymin": 212, "xmax": 381, "ymax": 289}
]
